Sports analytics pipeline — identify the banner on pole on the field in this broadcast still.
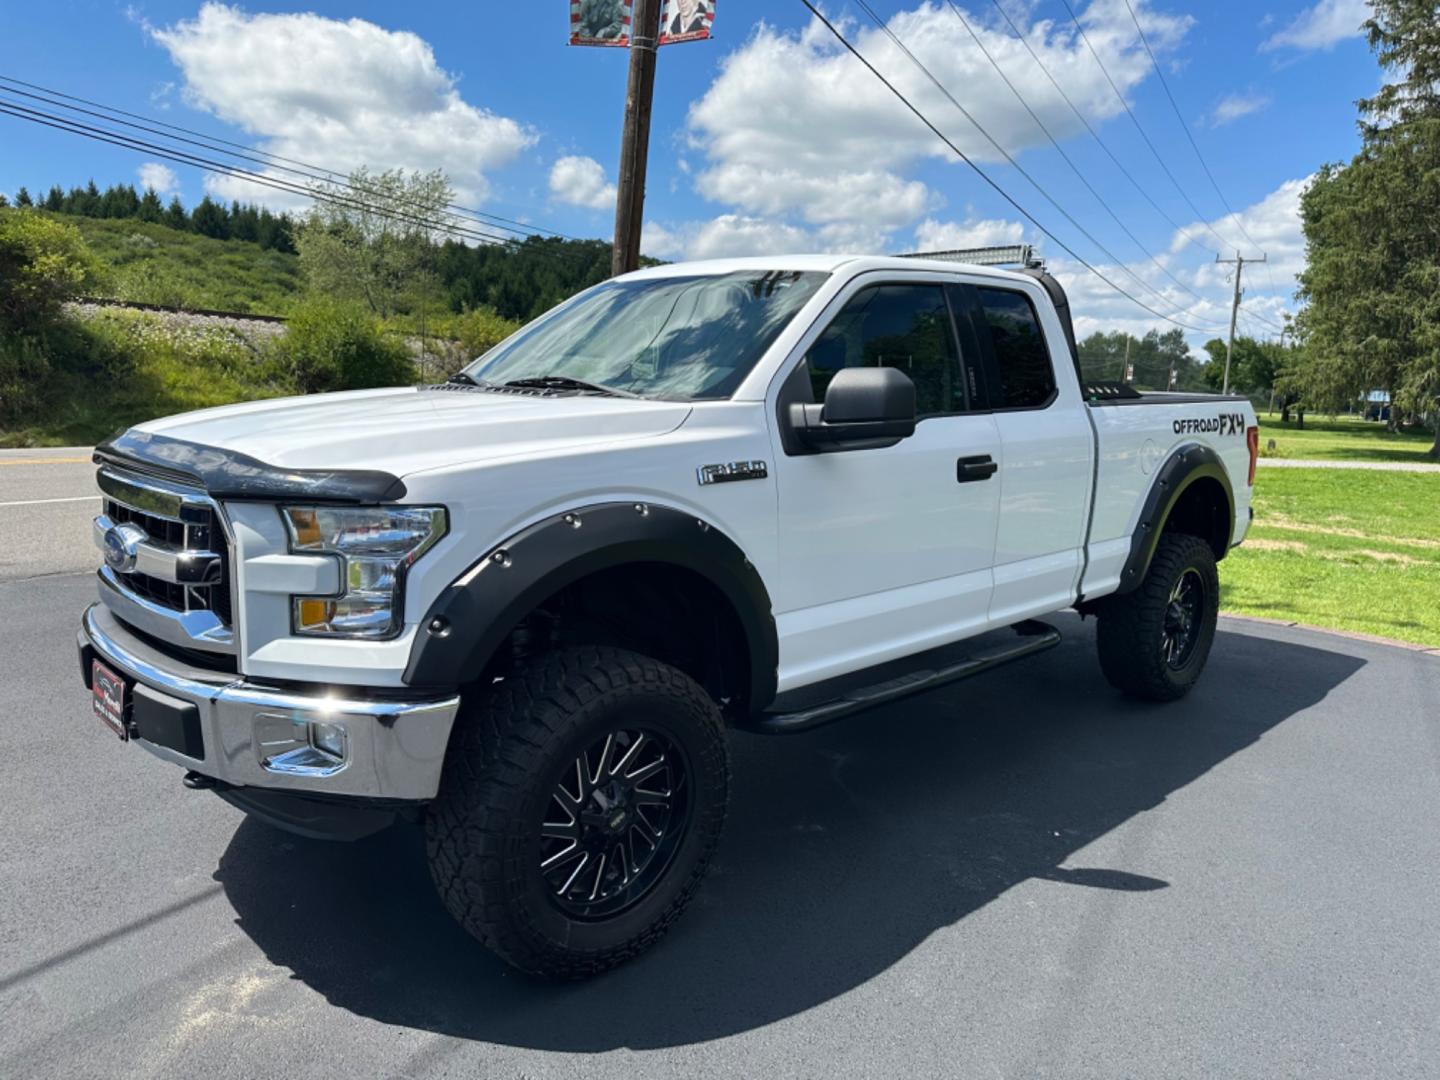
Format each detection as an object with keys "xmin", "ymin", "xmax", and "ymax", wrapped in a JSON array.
[
  {"xmin": 658, "ymin": 0, "xmax": 714, "ymax": 45},
  {"xmin": 570, "ymin": 0, "xmax": 633, "ymax": 47}
]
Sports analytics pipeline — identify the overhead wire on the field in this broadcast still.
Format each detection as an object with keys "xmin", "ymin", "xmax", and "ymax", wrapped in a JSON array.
[
  {"xmin": 1054, "ymin": 0, "xmax": 1240, "ymax": 258},
  {"xmin": 940, "ymin": 0, "xmax": 1216, "ymax": 317},
  {"xmin": 798, "ymin": 0, "xmax": 1224, "ymax": 334},
  {"xmin": 845, "ymin": 0, "xmax": 1225, "ymax": 332},
  {"xmin": 1116, "ymin": 0, "xmax": 1279, "ymax": 293},
  {"xmin": 0, "ymin": 97, "xmax": 527, "ymax": 248},
  {"xmin": 985, "ymin": 0, "xmax": 1219, "ymax": 259},
  {"xmin": 0, "ymin": 73, "xmax": 572, "ymax": 240}
]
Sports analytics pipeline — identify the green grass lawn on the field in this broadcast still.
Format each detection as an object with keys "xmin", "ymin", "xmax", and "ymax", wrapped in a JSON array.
[
  {"xmin": 1221, "ymin": 466, "xmax": 1440, "ymax": 647},
  {"xmin": 1255, "ymin": 412, "xmax": 1436, "ymax": 463}
]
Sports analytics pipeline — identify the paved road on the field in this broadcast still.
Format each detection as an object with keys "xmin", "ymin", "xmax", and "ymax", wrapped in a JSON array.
[
  {"xmin": 3, "ymin": 565, "xmax": 1437, "ymax": 1077},
  {"xmin": 0, "ymin": 447, "xmax": 99, "ymax": 582}
]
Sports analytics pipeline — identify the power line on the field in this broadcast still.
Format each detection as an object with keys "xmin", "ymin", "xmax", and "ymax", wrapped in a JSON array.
[
  {"xmin": 847, "ymin": 0, "xmax": 1225, "ymax": 333},
  {"xmin": 985, "ymin": 0, "xmax": 1219, "ymax": 260},
  {"xmin": 1055, "ymin": 0, "xmax": 1247, "ymax": 259},
  {"xmin": 799, "ymin": 0, "xmax": 1224, "ymax": 334},
  {"xmin": 0, "ymin": 73, "xmax": 571, "ymax": 241},
  {"xmin": 941, "ymin": 0, "xmax": 1216, "ymax": 316},
  {"xmin": 0, "ymin": 99, "xmax": 535, "ymax": 249},
  {"xmin": 1116, "ymin": 1, "xmax": 1278, "ymax": 294}
]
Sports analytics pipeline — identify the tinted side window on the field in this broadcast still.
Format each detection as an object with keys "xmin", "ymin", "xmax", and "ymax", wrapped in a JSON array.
[
  {"xmin": 976, "ymin": 288, "xmax": 1055, "ymax": 409},
  {"xmin": 804, "ymin": 285, "xmax": 964, "ymax": 415}
]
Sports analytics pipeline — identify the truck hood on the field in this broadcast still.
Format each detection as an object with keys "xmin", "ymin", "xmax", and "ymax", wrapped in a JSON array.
[{"xmin": 133, "ymin": 386, "xmax": 694, "ymax": 476}]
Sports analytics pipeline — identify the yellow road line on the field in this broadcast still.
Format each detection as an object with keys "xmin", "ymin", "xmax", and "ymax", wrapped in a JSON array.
[{"xmin": 0, "ymin": 457, "xmax": 92, "ymax": 466}]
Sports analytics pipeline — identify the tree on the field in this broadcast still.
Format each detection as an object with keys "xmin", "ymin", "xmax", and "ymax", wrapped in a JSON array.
[
  {"xmin": 190, "ymin": 196, "xmax": 230, "ymax": 239},
  {"xmin": 137, "ymin": 187, "xmax": 164, "ymax": 223},
  {"xmin": 296, "ymin": 167, "xmax": 454, "ymax": 319},
  {"xmin": 1291, "ymin": 0, "xmax": 1440, "ymax": 455},
  {"xmin": 14, "ymin": 187, "xmax": 33, "ymax": 208},
  {"xmin": 164, "ymin": 195, "xmax": 189, "ymax": 231},
  {"xmin": 1077, "ymin": 329, "xmax": 1205, "ymax": 391},
  {"xmin": 1199, "ymin": 335, "xmax": 1293, "ymax": 402},
  {"xmin": 0, "ymin": 209, "xmax": 100, "ymax": 329}
]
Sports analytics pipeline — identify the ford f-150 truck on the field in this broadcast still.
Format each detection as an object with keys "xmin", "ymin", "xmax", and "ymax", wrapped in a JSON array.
[{"xmin": 78, "ymin": 254, "xmax": 1258, "ymax": 978}]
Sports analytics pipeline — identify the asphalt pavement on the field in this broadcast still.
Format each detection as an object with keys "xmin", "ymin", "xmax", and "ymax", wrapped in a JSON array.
[
  {"xmin": 0, "ymin": 447, "xmax": 100, "ymax": 581},
  {"xmin": 2, "ymin": 457, "xmax": 1438, "ymax": 1078}
]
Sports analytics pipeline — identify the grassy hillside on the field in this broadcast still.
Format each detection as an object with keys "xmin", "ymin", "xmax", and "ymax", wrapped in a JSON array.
[{"xmin": 67, "ymin": 214, "xmax": 301, "ymax": 315}]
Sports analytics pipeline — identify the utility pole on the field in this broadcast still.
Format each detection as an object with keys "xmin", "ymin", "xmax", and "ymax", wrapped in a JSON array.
[
  {"xmin": 611, "ymin": 0, "xmax": 661, "ymax": 278},
  {"xmin": 1121, "ymin": 335, "xmax": 1131, "ymax": 383},
  {"xmin": 1216, "ymin": 251, "xmax": 1266, "ymax": 395}
]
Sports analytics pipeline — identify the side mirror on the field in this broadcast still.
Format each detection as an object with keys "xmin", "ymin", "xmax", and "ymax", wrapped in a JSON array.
[{"xmin": 788, "ymin": 367, "xmax": 917, "ymax": 452}]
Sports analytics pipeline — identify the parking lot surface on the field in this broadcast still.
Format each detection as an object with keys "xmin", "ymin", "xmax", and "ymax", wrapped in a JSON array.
[{"xmin": 2, "ymin": 457, "xmax": 1437, "ymax": 1078}]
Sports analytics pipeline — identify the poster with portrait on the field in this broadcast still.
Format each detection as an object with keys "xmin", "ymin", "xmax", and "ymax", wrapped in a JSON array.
[
  {"xmin": 658, "ymin": 0, "xmax": 714, "ymax": 45},
  {"xmin": 570, "ymin": 0, "xmax": 633, "ymax": 46}
]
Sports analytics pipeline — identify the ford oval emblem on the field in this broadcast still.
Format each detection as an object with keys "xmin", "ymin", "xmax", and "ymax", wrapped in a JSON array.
[{"xmin": 103, "ymin": 524, "xmax": 146, "ymax": 574}]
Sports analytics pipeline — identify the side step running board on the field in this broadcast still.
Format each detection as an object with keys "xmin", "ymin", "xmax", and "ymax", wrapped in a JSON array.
[{"xmin": 748, "ymin": 620, "xmax": 1061, "ymax": 735}]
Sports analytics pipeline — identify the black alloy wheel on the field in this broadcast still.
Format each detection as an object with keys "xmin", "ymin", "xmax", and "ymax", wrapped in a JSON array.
[
  {"xmin": 539, "ymin": 727, "xmax": 690, "ymax": 919},
  {"xmin": 1160, "ymin": 568, "xmax": 1205, "ymax": 670}
]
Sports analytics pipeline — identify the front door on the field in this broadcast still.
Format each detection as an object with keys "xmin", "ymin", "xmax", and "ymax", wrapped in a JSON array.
[{"xmin": 768, "ymin": 275, "xmax": 1002, "ymax": 692}]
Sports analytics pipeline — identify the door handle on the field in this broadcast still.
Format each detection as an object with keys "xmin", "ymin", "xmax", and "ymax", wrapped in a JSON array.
[{"xmin": 957, "ymin": 454, "xmax": 998, "ymax": 483}]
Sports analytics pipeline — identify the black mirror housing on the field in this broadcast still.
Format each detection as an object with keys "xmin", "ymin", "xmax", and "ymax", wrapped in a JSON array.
[{"xmin": 789, "ymin": 367, "xmax": 917, "ymax": 452}]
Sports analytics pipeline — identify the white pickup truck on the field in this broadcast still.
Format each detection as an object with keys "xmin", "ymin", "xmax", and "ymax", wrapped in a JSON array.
[{"xmin": 79, "ymin": 254, "xmax": 1257, "ymax": 978}]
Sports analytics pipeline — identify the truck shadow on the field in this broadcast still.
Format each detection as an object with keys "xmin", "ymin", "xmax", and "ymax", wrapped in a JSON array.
[{"xmin": 214, "ymin": 616, "xmax": 1363, "ymax": 1050}]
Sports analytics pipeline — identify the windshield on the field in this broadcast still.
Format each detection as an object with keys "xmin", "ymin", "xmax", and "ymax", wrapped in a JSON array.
[{"xmin": 462, "ymin": 270, "xmax": 829, "ymax": 400}]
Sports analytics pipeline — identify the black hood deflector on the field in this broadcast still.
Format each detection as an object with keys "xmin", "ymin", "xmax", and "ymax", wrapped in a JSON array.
[{"xmin": 95, "ymin": 429, "xmax": 408, "ymax": 503}]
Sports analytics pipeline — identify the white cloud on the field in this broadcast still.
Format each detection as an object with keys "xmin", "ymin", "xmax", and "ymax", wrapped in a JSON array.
[
  {"xmin": 1261, "ymin": 0, "xmax": 1368, "ymax": 52},
  {"xmin": 912, "ymin": 215, "xmax": 1025, "ymax": 251},
  {"xmin": 151, "ymin": 3, "xmax": 535, "ymax": 210},
  {"xmin": 1208, "ymin": 92, "xmax": 1270, "ymax": 126},
  {"xmin": 549, "ymin": 155, "xmax": 616, "ymax": 210},
  {"xmin": 671, "ymin": 2, "xmax": 1191, "ymax": 260},
  {"xmin": 1174, "ymin": 175, "xmax": 1311, "ymax": 289},
  {"xmin": 137, "ymin": 162, "xmax": 179, "ymax": 195}
]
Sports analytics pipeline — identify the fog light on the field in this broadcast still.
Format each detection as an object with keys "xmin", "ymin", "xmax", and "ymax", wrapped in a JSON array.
[
  {"xmin": 310, "ymin": 720, "xmax": 347, "ymax": 760},
  {"xmin": 254, "ymin": 712, "xmax": 349, "ymax": 777}
]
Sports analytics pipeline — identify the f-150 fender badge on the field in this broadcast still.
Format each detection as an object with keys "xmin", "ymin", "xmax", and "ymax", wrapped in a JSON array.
[
  {"xmin": 697, "ymin": 461, "xmax": 769, "ymax": 486},
  {"xmin": 1173, "ymin": 412, "xmax": 1248, "ymax": 436}
]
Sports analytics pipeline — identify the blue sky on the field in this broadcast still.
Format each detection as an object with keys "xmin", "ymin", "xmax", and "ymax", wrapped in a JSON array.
[{"xmin": 0, "ymin": 1, "xmax": 1382, "ymax": 350}]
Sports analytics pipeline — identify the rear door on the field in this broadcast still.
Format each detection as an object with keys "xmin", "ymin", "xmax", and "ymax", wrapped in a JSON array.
[
  {"xmin": 768, "ymin": 272, "xmax": 1002, "ymax": 691},
  {"xmin": 956, "ymin": 281, "xmax": 1095, "ymax": 624}
]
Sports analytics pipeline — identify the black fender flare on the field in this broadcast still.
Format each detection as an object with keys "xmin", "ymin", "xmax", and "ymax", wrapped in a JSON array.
[
  {"xmin": 1115, "ymin": 443, "xmax": 1235, "ymax": 594},
  {"xmin": 403, "ymin": 502, "xmax": 778, "ymax": 710}
]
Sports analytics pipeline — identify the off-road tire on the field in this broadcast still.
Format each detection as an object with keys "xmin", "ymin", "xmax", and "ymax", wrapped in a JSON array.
[
  {"xmin": 425, "ymin": 646, "xmax": 729, "ymax": 979},
  {"xmin": 1096, "ymin": 532, "xmax": 1220, "ymax": 702}
]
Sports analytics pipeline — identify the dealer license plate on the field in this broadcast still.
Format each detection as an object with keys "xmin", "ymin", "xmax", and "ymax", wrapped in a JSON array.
[{"xmin": 92, "ymin": 658, "xmax": 129, "ymax": 740}]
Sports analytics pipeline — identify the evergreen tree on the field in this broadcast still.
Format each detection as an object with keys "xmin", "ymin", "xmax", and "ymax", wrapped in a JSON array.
[
  {"xmin": 1292, "ymin": 0, "xmax": 1440, "ymax": 454},
  {"xmin": 44, "ymin": 186, "xmax": 63, "ymax": 211},
  {"xmin": 14, "ymin": 186, "xmax": 33, "ymax": 208},
  {"xmin": 164, "ymin": 195, "xmax": 189, "ymax": 231},
  {"xmin": 190, "ymin": 195, "xmax": 230, "ymax": 239},
  {"xmin": 138, "ymin": 187, "xmax": 164, "ymax": 223}
]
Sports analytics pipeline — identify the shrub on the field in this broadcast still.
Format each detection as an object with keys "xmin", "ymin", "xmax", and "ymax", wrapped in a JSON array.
[
  {"xmin": 273, "ymin": 297, "xmax": 415, "ymax": 393},
  {"xmin": 451, "ymin": 305, "xmax": 521, "ymax": 361},
  {"xmin": 0, "ymin": 209, "xmax": 101, "ymax": 329}
]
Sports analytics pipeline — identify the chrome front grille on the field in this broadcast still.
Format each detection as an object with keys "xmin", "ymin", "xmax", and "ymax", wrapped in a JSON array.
[{"xmin": 94, "ymin": 468, "xmax": 236, "ymax": 653}]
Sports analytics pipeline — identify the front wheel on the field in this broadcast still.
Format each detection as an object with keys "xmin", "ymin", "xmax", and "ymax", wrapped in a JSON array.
[
  {"xmin": 1096, "ymin": 532, "xmax": 1220, "ymax": 702},
  {"xmin": 425, "ymin": 646, "xmax": 729, "ymax": 979}
]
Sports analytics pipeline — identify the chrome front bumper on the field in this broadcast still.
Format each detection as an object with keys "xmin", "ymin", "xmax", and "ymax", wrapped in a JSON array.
[{"xmin": 78, "ymin": 603, "xmax": 460, "ymax": 801}]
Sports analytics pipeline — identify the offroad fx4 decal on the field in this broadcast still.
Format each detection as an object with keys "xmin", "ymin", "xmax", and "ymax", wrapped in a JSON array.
[{"xmin": 1173, "ymin": 413, "xmax": 1248, "ymax": 436}]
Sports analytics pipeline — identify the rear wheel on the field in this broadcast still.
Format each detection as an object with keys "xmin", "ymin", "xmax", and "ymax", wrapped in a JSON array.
[
  {"xmin": 1096, "ymin": 532, "xmax": 1220, "ymax": 702},
  {"xmin": 425, "ymin": 646, "xmax": 729, "ymax": 979}
]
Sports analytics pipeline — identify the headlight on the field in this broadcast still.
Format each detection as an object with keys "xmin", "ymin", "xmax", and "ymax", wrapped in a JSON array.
[{"xmin": 283, "ymin": 506, "xmax": 447, "ymax": 639}]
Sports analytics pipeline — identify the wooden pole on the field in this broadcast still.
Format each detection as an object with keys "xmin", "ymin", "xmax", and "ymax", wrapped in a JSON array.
[{"xmin": 611, "ymin": 0, "xmax": 661, "ymax": 277}]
